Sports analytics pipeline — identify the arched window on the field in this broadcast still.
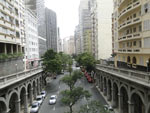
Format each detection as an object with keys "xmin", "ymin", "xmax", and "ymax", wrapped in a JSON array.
[
  {"xmin": 132, "ymin": 57, "xmax": 137, "ymax": 64},
  {"xmin": 127, "ymin": 56, "xmax": 131, "ymax": 63}
]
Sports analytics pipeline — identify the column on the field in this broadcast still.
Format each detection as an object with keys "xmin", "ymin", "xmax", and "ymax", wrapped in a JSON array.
[
  {"xmin": 29, "ymin": 88, "xmax": 33, "ymax": 105},
  {"xmin": 11, "ymin": 44, "xmax": 13, "ymax": 54},
  {"xmin": 107, "ymin": 85, "xmax": 111, "ymax": 101},
  {"xmin": 16, "ymin": 45, "xmax": 18, "ymax": 53},
  {"xmin": 111, "ymin": 87, "xmax": 115, "ymax": 107},
  {"xmin": 118, "ymin": 93, "xmax": 123, "ymax": 113},
  {"xmin": 24, "ymin": 93, "xmax": 28, "ymax": 113},
  {"xmin": 15, "ymin": 99, "xmax": 21, "ymax": 113},
  {"xmin": 34, "ymin": 87, "xmax": 37, "ymax": 99},
  {"xmin": 4, "ymin": 43, "xmax": 7, "ymax": 54},
  {"xmin": 128, "ymin": 100, "xmax": 133, "ymax": 113}
]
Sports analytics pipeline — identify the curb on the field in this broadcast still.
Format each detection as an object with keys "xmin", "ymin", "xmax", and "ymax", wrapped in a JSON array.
[{"xmin": 95, "ymin": 86, "xmax": 119, "ymax": 113}]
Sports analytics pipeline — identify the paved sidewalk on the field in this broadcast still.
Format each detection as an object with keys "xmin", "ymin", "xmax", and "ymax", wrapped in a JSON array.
[{"xmin": 95, "ymin": 86, "xmax": 119, "ymax": 113}]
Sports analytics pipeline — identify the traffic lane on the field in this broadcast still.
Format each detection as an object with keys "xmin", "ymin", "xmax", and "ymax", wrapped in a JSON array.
[{"xmin": 39, "ymin": 73, "xmax": 68, "ymax": 113}]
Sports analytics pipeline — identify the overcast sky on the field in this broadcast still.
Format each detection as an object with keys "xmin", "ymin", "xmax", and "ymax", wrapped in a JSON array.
[{"xmin": 45, "ymin": 0, "xmax": 80, "ymax": 38}]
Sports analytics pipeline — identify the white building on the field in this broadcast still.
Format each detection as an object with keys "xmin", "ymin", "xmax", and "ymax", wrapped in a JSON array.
[
  {"xmin": 25, "ymin": 9, "xmax": 39, "ymax": 69},
  {"xmin": 90, "ymin": 0, "xmax": 113, "ymax": 60}
]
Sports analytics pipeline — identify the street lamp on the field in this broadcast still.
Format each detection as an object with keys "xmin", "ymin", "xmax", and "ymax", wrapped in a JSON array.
[
  {"xmin": 15, "ymin": 64, "xmax": 18, "ymax": 73},
  {"xmin": 146, "ymin": 60, "xmax": 149, "ymax": 72}
]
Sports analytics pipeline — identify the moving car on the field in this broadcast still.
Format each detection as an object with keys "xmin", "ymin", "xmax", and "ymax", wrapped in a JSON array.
[
  {"xmin": 103, "ymin": 105, "xmax": 115, "ymax": 113},
  {"xmin": 30, "ymin": 102, "xmax": 40, "ymax": 113},
  {"xmin": 36, "ymin": 95, "xmax": 43, "ymax": 105},
  {"xmin": 49, "ymin": 95, "xmax": 57, "ymax": 104},
  {"xmin": 41, "ymin": 91, "xmax": 46, "ymax": 98}
]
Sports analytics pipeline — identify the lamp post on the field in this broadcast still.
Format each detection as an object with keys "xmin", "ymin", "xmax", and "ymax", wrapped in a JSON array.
[
  {"xmin": 15, "ymin": 64, "xmax": 18, "ymax": 73},
  {"xmin": 146, "ymin": 60, "xmax": 149, "ymax": 72}
]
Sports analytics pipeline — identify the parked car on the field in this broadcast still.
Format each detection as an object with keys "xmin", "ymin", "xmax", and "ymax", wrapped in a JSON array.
[
  {"xmin": 103, "ymin": 105, "xmax": 114, "ymax": 113},
  {"xmin": 49, "ymin": 95, "xmax": 57, "ymax": 104},
  {"xmin": 36, "ymin": 95, "xmax": 43, "ymax": 105},
  {"xmin": 41, "ymin": 91, "xmax": 46, "ymax": 98},
  {"xmin": 30, "ymin": 102, "xmax": 40, "ymax": 113}
]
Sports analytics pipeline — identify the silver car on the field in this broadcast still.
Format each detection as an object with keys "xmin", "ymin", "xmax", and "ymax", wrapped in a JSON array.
[
  {"xmin": 30, "ymin": 102, "xmax": 40, "ymax": 113},
  {"xmin": 49, "ymin": 95, "xmax": 57, "ymax": 104}
]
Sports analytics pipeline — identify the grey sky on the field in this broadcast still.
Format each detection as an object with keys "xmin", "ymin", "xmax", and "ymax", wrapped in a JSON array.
[{"xmin": 45, "ymin": 0, "xmax": 80, "ymax": 38}]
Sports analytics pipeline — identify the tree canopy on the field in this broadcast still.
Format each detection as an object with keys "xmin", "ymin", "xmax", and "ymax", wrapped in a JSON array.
[
  {"xmin": 76, "ymin": 53, "xmax": 96, "ymax": 72},
  {"xmin": 42, "ymin": 49, "xmax": 62, "ymax": 75}
]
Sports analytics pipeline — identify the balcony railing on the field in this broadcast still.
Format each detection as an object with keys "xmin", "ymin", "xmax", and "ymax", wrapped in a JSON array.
[
  {"xmin": 118, "ymin": 17, "xmax": 141, "ymax": 31},
  {"xmin": 118, "ymin": 32, "xmax": 141, "ymax": 41},
  {"xmin": 96, "ymin": 64, "xmax": 150, "ymax": 85},
  {"xmin": 118, "ymin": 48, "xmax": 141, "ymax": 53},
  {"xmin": 118, "ymin": 1, "xmax": 141, "ymax": 19},
  {"xmin": 0, "ymin": 67, "xmax": 43, "ymax": 89}
]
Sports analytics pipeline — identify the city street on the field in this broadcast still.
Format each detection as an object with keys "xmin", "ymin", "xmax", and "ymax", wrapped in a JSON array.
[{"xmin": 38, "ymin": 66, "xmax": 107, "ymax": 113}]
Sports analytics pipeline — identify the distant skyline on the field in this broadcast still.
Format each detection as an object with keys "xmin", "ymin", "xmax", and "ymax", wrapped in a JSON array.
[{"xmin": 45, "ymin": 0, "xmax": 80, "ymax": 38}]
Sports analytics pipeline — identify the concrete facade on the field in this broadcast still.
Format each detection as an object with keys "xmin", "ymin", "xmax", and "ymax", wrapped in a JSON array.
[
  {"xmin": 96, "ymin": 64, "xmax": 150, "ymax": 113},
  {"xmin": 0, "ymin": 67, "xmax": 43, "ymax": 113},
  {"xmin": 25, "ymin": 9, "xmax": 39, "ymax": 69},
  {"xmin": 45, "ymin": 8, "xmax": 58, "ymax": 52},
  {"xmin": 113, "ymin": 0, "xmax": 150, "ymax": 72}
]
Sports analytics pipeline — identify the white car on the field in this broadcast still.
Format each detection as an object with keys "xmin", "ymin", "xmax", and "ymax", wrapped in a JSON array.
[
  {"xmin": 49, "ymin": 95, "xmax": 57, "ymax": 104},
  {"xmin": 36, "ymin": 95, "xmax": 43, "ymax": 105},
  {"xmin": 41, "ymin": 91, "xmax": 46, "ymax": 98},
  {"xmin": 30, "ymin": 102, "xmax": 40, "ymax": 113},
  {"xmin": 103, "ymin": 105, "xmax": 114, "ymax": 113}
]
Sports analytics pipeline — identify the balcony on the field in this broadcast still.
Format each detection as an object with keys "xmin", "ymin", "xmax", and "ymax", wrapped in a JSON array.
[
  {"xmin": 0, "ymin": 67, "xmax": 43, "ymax": 89},
  {"xmin": 118, "ymin": 17, "xmax": 141, "ymax": 31},
  {"xmin": 118, "ymin": 32, "xmax": 141, "ymax": 42},
  {"xmin": 118, "ymin": 0, "xmax": 141, "ymax": 20},
  {"xmin": 118, "ymin": 48, "xmax": 141, "ymax": 53}
]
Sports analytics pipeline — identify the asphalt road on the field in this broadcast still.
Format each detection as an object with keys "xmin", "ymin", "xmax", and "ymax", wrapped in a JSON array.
[{"xmin": 38, "ymin": 66, "xmax": 107, "ymax": 113}]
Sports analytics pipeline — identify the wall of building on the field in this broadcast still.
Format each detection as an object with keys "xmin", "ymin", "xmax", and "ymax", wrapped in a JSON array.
[{"xmin": 0, "ymin": 58, "xmax": 24, "ymax": 77}]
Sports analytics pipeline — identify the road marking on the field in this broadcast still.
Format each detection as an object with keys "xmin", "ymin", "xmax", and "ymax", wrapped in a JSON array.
[{"xmin": 53, "ymin": 106, "xmax": 55, "ymax": 111}]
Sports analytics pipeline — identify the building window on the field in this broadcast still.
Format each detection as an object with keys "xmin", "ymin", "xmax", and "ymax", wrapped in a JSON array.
[
  {"xmin": 133, "ymin": 41, "xmax": 136, "ymax": 46},
  {"xmin": 133, "ymin": 27, "xmax": 136, "ymax": 32},
  {"xmin": 144, "ymin": 3, "xmax": 148, "ymax": 13},
  {"xmin": 132, "ymin": 57, "xmax": 137, "ymax": 64},
  {"xmin": 139, "ymin": 25, "xmax": 142, "ymax": 32},
  {"xmin": 133, "ymin": 13, "xmax": 136, "ymax": 18}
]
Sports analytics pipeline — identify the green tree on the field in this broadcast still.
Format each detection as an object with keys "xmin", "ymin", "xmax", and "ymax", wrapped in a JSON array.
[
  {"xmin": 42, "ymin": 49, "xmax": 62, "ymax": 77},
  {"xmin": 76, "ymin": 53, "xmax": 96, "ymax": 72},
  {"xmin": 60, "ymin": 70, "xmax": 91, "ymax": 113},
  {"xmin": 78, "ymin": 101, "xmax": 110, "ymax": 113},
  {"xmin": 61, "ymin": 87, "xmax": 91, "ymax": 113},
  {"xmin": 61, "ymin": 70, "xmax": 83, "ymax": 90}
]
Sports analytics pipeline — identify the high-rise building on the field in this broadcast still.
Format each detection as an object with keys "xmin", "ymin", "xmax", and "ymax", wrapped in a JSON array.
[
  {"xmin": 0, "ymin": 0, "xmax": 25, "ymax": 76},
  {"xmin": 74, "ymin": 25, "xmax": 82, "ymax": 55},
  {"xmin": 25, "ymin": 0, "xmax": 47, "ymax": 57},
  {"xmin": 90, "ymin": 0, "xmax": 113, "ymax": 60},
  {"xmin": 113, "ymin": 0, "xmax": 150, "ymax": 72},
  {"xmin": 25, "ymin": 8, "xmax": 39, "ymax": 69},
  {"xmin": 45, "ymin": 8, "xmax": 58, "ymax": 52},
  {"xmin": 79, "ymin": 0, "xmax": 92, "ymax": 53}
]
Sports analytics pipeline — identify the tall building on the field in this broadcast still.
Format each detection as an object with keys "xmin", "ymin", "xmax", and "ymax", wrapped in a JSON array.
[
  {"xmin": 74, "ymin": 25, "xmax": 82, "ymax": 55},
  {"xmin": 113, "ymin": 0, "xmax": 150, "ymax": 72},
  {"xmin": 0, "ymin": 0, "xmax": 25, "ymax": 76},
  {"xmin": 45, "ymin": 8, "xmax": 58, "ymax": 52},
  {"xmin": 25, "ymin": 8, "xmax": 39, "ymax": 69},
  {"xmin": 90, "ymin": 0, "xmax": 113, "ymax": 60},
  {"xmin": 63, "ymin": 36, "xmax": 75, "ymax": 55},
  {"xmin": 25, "ymin": 0, "xmax": 47, "ymax": 57},
  {"xmin": 79, "ymin": 0, "xmax": 92, "ymax": 53}
]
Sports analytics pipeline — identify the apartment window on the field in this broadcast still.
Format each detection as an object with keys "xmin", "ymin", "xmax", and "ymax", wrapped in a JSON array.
[
  {"xmin": 144, "ymin": 37, "xmax": 150, "ymax": 48},
  {"xmin": 143, "ymin": 20, "xmax": 150, "ymax": 31},
  {"xmin": 133, "ymin": 41, "xmax": 136, "ymax": 46},
  {"xmin": 127, "ymin": 42, "xmax": 129, "ymax": 47},
  {"xmin": 139, "ymin": 56, "xmax": 144, "ymax": 65},
  {"xmin": 133, "ymin": 27, "xmax": 136, "ymax": 32},
  {"xmin": 16, "ymin": 32, "xmax": 20, "ymax": 38},
  {"xmin": 144, "ymin": 3, "xmax": 148, "ymax": 13},
  {"xmin": 133, "ymin": 13, "xmax": 136, "ymax": 18},
  {"xmin": 126, "ymin": 29, "xmax": 130, "ymax": 34},
  {"xmin": 139, "ymin": 25, "xmax": 142, "ymax": 32},
  {"xmin": 139, "ymin": 41, "xmax": 142, "ymax": 47}
]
